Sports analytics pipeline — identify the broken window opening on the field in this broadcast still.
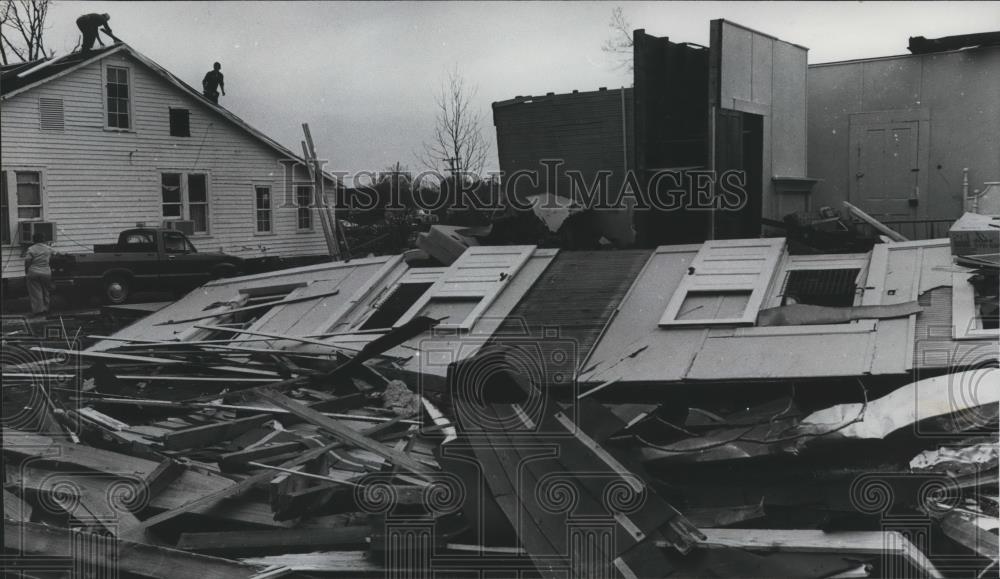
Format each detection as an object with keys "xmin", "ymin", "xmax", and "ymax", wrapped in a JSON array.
[
  {"xmin": 202, "ymin": 283, "xmax": 305, "ymax": 341},
  {"xmin": 676, "ymin": 290, "xmax": 752, "ymax": 321},
  {"xmin": 169, "ymin": 108, "xmax": 190, "ymax": 137},
  {"xmin": 779, "ymin": 268, "xmax": 861, "ymax": 308},
  {"xmin": 359, "ymin": 282, "xmax": 434, "ymax": 330},
  {"xmin": 969, "ymin": 273, "xmax": 999, "ymax": 330}
]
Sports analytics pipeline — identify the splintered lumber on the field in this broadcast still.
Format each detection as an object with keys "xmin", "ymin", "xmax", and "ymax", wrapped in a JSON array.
[
  {"xmin": 155, "ymin": 289, "xmax": 341, "ymax": 325},
  {"xmin": 4, "ymin": 429, "xmax": 282, "ymax": 528},
  {"xmin": 5, "ymin": 521, "xmax": 262, "ymax": 579},
  {"xmin": 159, "ymin": 413, "xmax": 272, "ymax": 450},
  {"xmin": 176, "ymin": 525, "xmax": 371, "ymax": 553},
  {"xmin": 135, "ymin": 439, "xmax": 347, "ymax": 530},
  {"xmin": 27, "ymin": 346, "xmax": 281, "ymax": 377},
  {"xmin": 255, "ymin": 389, "xmax": 434, "ymax": 480},
  {"xmin": 843, "ymin": 201, "xmax": 908, "ymax": 241},
  {"xmin": 695, "ymin": 529, "xmax": 943, "ymax": 578}
]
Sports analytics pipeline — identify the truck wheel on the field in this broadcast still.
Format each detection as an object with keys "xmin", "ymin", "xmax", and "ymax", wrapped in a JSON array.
[{"xmin": 103, "ymin": 276, "xmax": 131, "ymax": 305}]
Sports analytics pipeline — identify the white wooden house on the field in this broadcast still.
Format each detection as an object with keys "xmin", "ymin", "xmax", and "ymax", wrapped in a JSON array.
[{"xmin": 1, "ymin": 43, "xmax": 334, "ymax": 289}]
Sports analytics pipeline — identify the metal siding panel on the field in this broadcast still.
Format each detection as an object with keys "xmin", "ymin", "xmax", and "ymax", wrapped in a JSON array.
[{"xmin": 688, "ymin": 332, "xmax": 873, "ymax": 379}]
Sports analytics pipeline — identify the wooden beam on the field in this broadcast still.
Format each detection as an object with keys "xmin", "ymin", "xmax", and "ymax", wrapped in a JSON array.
[
  {"xmin": 843, "ymin": 201, "xmax": 909, "ymax": 242},
  {"xmin": 5, "ymin": 521, "xmax": 262, "ymax": 579},
  {"xmin": 159, "ymin": 413, "xmax": 273, "ymax": 450},
  {"xmin": 143, "ymin": 458, "xmax": 187, "ymax": 500},
  {"xmin": 254, "ymin": 389, "xmax": 434, "ymax": 480},
  {"xmin": 176, "ymin": 525, "xmax": 371, "ymax": 553}
]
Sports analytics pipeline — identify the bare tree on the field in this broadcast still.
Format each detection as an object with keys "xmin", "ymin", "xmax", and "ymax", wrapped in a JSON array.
[
  {"xmin": 419, "ymin": 67, "xmax": 489, "ymax": 180},
  {"xmin": 601, "ymin": 6, "xmax": 633, "ymax": 72},
  {"xmin": 1, "ymin": 0, "xmax": 53, "ymax": 65}
]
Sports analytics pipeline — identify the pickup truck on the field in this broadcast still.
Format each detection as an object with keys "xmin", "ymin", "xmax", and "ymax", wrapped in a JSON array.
[{"xmin": 52, "ymin": 228, "xmax": 243, "ymax": 304}]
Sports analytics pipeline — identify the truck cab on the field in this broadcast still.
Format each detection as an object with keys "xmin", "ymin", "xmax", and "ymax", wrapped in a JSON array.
[{"xmin": 53, "ymin": 228, "xmax": 243, "ymax": 304}]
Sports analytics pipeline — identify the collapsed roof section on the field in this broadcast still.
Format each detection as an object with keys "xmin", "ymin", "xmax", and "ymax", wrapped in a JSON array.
[{"xmin": 91, "ymin": 236, "xmax": 999, "ymax": 389}]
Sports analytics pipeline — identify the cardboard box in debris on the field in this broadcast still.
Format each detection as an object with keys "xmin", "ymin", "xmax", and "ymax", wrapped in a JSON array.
[{"xmin": 2, "ymin": 231, "xmax": 998, "ymax": 578}]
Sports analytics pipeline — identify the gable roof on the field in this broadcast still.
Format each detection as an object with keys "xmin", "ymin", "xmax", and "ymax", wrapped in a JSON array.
[{"xmin": 0, "ymin": 43, "xmax": 334, "ymax": 182}]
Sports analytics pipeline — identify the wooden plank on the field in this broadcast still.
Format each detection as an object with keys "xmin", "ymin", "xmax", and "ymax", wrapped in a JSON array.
[
  {"xmin": 219, "ymin": 442, "xmax": 305, "ymax": 472},
  {"xmin": 155, "ymin": 289, "xmax": 341, "ymax": 325},
  {"xmin": 241, "ymin": 550, "xmax": 375, "ymax": 573},
  {"xmin": 159, "ymin": 413, "xmax": 272, "ymax": 450},
  {"xmin": 254, "ymin": 389, "xmax": 434, "ymax": 480},
  {"xmin": 695, "ymin": 528, "xmax": 942, "ymax": 578},
  {"xmin": 843, "ymin": 201, "xmax": 908, "ymax": 241},
  {"xmin": 5, "ymin": 521, "xmax": 262, "ymax": 579},
  {"xmin": 143, "ymin": 458, "xmax": 186, "ymax": 500},
  {"xmin": 177, "ymin": 525, "xmax": 371, "ymax": 552},
  {"xmin": 3, "ymin": 488, "xmax": 33, "ymax": 521}
]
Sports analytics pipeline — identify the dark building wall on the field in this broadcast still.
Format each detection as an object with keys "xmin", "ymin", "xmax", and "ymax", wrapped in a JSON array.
[
  {"xmin": 808, "ymin": 45, "xmax": 1000, "ymax": 234},
  {"xmin": 493, "ymin": 88, "xmax": 635, "ymax": 245}
]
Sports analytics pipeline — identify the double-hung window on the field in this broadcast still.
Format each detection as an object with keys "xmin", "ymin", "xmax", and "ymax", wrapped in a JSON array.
[
  {"xmin": 1, "ymin": 170, "xmax": 45, "ymax": 245},
  {"xmin": 255, "ymin": 186, "xmax": 273, "ymax": 233},
  {"xmin": 161, "ymin": 173, "xmax": 210, "ymax": 234},
  {"xmin": 106, "ymin": 66, "xmax": 131, "ymax": 129}
]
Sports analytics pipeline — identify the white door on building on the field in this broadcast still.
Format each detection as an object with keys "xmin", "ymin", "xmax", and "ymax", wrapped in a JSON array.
[{"xmin": 849, "ymin": 111, "xmax": 929, "ymax": 221}]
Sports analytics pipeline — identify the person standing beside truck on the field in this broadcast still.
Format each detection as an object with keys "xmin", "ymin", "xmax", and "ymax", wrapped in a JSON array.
[{"xmin": 24, "ymin": 233, "xmax": 55, "ymax": 317}]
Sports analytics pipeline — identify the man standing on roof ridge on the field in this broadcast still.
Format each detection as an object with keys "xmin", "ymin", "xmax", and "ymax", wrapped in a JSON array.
[
  {"xmin": 202, "ymin": 62, "xmax": 225, "ymax": 104},
  {"xmin": 76, "ymin": 13, "xmax": 116, "ymax": 54}
]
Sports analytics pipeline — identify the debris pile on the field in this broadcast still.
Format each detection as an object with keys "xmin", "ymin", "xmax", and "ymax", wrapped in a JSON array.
[{"xmin": 2, "ymin": 250, "xmax": 997, "ymax": 578}]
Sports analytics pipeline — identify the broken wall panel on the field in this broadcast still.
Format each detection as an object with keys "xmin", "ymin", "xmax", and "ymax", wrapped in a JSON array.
[{"xmin": 713, "ymin": 19, "xmax": 810, "ymax": 223}]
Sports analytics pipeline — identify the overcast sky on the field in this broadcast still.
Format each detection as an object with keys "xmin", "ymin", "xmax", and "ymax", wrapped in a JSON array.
[{"xmin": 43, "ymin": 1, "xmax": 1000, "ymax": 177}]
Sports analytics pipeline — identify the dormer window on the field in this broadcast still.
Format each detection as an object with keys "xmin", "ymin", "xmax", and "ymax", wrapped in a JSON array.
[{"xmin": 106, "ymin": 66, "xmax": 131, "ymax": 129}]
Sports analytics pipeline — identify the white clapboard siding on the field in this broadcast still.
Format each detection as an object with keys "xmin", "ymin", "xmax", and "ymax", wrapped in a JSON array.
[
  {"xmin": 396, "ymin": 246, "xmax": 536, "ymax": 330},
  {"xmin": 2, "ymin": 48, "xmax": 330, "ymax": 280},
  {"xmin": 659, "ymin": 238, "xmax": 786, "ymax": 326}
]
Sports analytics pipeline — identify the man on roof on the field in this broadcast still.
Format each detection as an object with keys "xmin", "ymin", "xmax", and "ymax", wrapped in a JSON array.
[
  {"xmin": 202, "ymin": 62, "xmax": 225, "ymax": 103},
  {"xmin": 76, "ymin": 13, "xmax": 118, "ymax": 54}
]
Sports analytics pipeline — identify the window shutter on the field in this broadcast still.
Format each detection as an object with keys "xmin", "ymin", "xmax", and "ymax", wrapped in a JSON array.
[
  {"xmin": 659, "ymin": 238, "xmax": 786, "ymax": 326},
  {"xmin": 395, "ymin": 245, "xmax": 536, "ymax": 330},
  {"xmin": 39, "ymin": 98, "xmax": 64, "ymax": 131}
]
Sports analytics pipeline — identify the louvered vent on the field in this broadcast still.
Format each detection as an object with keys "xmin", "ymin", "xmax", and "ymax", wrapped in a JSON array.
[{"xmin": 39, "ymin": 98, "xmax": 64, "ymax": 131}]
